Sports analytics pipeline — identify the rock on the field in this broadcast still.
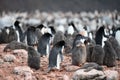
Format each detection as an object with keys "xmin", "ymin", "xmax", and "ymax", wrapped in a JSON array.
[
  {"xmin": 47, "ymin": 73, "xmax": 56, "ymax": 78},
  {"xmin": 24, "ymin": 71, "xmax": 32, "ymax": 80},
  {"xmin": 0, "ymin": 59, "xmax": 4, "ymax": 64},
  {"xmin": 4, "ymin": 76, "xmax": 14, "ymax": 80},
  {"xmin": 62, "ymin": 75, "xmax": 69, "ymax": 80},
  {"xmin": 0, "ymin": 69, "xmax": 5, "ymax": 78},
  {"xmin": 64, "ymin": 65, "xmax": 80, "ymax": 71},
  {"xmin": 72, "ymin": 69, "xmax": 106, "ymax": 80},
  {"xmin": 104, "ymin": 70, "xmax": 119, "ymax": 80},
  {"xmin": 3, "ymin": 54, "xmax": 16, "ymax": 62},
  {"xmin": 13, "ymin": 66, "xmax": 33, "ymax": 75}
]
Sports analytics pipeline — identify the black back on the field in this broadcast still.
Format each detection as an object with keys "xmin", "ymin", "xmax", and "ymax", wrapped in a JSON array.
[
  {"xmin": 49, "ymin": 40, "xmax": 65, "ymax": 68},
  {"xmin": 26, "ymin": 26, "xmax": 38, "ymax": 46},
  {"xmin": 37, "ymin": 33, "xmax": 52, "ymax": 56}
]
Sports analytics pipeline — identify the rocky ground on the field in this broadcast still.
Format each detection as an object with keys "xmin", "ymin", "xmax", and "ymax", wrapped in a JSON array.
[{"xmin": 0, "ymin": 44, "xmax": 120, "ymax": 80}]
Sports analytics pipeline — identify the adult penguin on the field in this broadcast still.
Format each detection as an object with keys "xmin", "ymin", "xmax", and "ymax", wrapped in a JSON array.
[
  {"xmin": 114, "ymin": 27, "xmax": 120, "ymax": 46},
  {"xmin": 53, "ymin": 31, "xmax": 65, "ymax": 45},
  {"xmin": 95, "ymin": 26, "xmax": 109, "ymax": 47},
  {"xmin": 48, "ymin": 40, "xmax": 65, "ymax": 72},
  {"xmin": 36, "ymin": 24, "xmax": 47, "ymax": 34},
  {"xmin": 25, "ymin": 26, "xmax": 38, "ymax": 46},
  {"xmin": 37, "ymin": 33, "xmax": 52, "ymax": 57},
  {"xmin": 47, "ymin": 26, "xmax": 56, "ymax": 44},
  {"xmin": 13, "ymin": 20, "xmax": 24, "ymax": 42}
]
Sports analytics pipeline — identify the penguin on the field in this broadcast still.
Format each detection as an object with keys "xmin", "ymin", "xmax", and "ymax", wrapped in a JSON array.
[
  {"xmin": 25, "ymin": 26, "xmax": 38, "ymax": 46},
  {"xmin": 3, "ymin": 41, "xmax": 28, "ymax": 52},
  {"xmin": 0, "ymin": 28, "xmax": 2, "ymax": 43},
  {"xmin": 48, "ymin": 40, "xmax": 65, "ymax": 72},
  {"xmin": 91, "ymin": 45, "xmax": 105, "ymax": 65},
  {"xmin": 86, "ymin": 43, "xmax": 94, "ymax": 62},
  {"xmin": 68, "ymin": 22, "xmax": 79, "ymax": 33},
  {"xmin": 95, "ymin": 26, "xmax": 109, "ymax": 47},
  {"xmin": 53, "ymin": 31, "xmax": 65, "ymax": 45},
  {"xmin": 103, "ymin": 40, "xmax": 116, "ymax": 67},
  {"xmin": 1, "ymin": 26, "xmax": 17, "ymax": 43},
  {"xmin": 71, "ymin": 38, "xmax": 87, "ymax": 66},
  {"xmin": 37, "ymin": 33, "xmax": 52, "ymax": 57},
  {"xmin": 64, "ymin": 22, "xmax": 79, "ymax": 54},
  {"xmin": 108, "ymin": 37, "xmax": 120, "ymax": 60},
  {"xmin": 114, "ymin": 27, "xmax": 120, "ymax": 46},
  {"xmin": 48, "ymin": 26, "xmax": 56, "ymax": 35},
  {"xmin": 72, "ymin": 34, "xmax": 87, "ymax": 49},
  {"xmin": 36, "ymin": 24, "xmax": 47, "ymax": 34},
  {"xmin": 80, "ymin": 62, "xmax": 103, "ymax": 72},
  {"xmin": 13, "ymin": 20, "xmax": 24, "ymax": 42},
  {"xmin": 47, "ymin": 26, "xmax": 56, "ymax": 44},
  {"xmin": 28, "ymin": 46, "xmax": 40, "ymax": 70}
]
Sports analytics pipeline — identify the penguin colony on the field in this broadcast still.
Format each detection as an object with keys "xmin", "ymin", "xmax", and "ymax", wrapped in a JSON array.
[{"xmin": 1, "ymin": 11, "xmax": 120, "ymax": 72}]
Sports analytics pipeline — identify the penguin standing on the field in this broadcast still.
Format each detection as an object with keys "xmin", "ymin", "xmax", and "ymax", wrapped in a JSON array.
[
  {"xmin": 25, "ymin": 26, "xmax": 38, "ymax": 46},
  {"xmin": 86, "ymin": 43, "xmax": 94, "ymax": 62},
  {"xmin": 71, "ymin": 38, "xmax": 87, "ymax": 66},
  {"xmin": 53, "ymin": 31, "xmax": 65, "ymax": 45},
  {"xmin": 37, "ymin": 33, "xmax": 52, "ymax": 57},
  {"xmin": 95, "ymin": 26, "xmax": 108, "ymax": 47},
  {"xmin": 103, "ymin": 40, "xmax": 116, "ymax": 67},
  {"xmin": 28, "ymin": 46, "xmax": 40, "ymax": 70},
  {"xmin": 48, "ymin": 40, "xmax": 65, "ymax": 72},
  {"xmin": 1, "ymin": 26, "xmax": 17, "ymax": 43},
  {"xmin": 47, "ymin": 26, "xmax": 56, "ymax": 44},
  {"xmin": 13, "ymin": 20, "xmax": 24, "ymax": 42},
  {"xmin": 91, "ymin": 45, "xmax": 105, "ymax": 65},
  {"xmin": 108, "ymin": 37, "xmax": 120, "ymax": 60},
  {"xmin": 114, "ymin": 27, "xmax": 120, "ymax": 46}
]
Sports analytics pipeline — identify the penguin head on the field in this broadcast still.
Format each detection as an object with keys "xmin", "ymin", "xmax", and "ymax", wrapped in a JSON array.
[
  {"xmin": 43, "ymin": 33, "xmax": 53, "ymax": 38},
  {"xmin": 68, "ymin": 21, "xmax": 74, "ymax": 26},
  {"xmin": 73, "ymin": 34, "xmax": 89, "ymax": 47},
  {"xmin": 37, "ymin": 24, "xmax": 48, "ymax": 34},
  {"xmin": 37, "ymin": 24, "xmax": 44, "ymax": 29},
  {"xmin": 54, "ymin": 40, "xmax": 65, "ymax": 48},
  {"xmin": 75, "ymin": 39, "xmax": 86, "ymax": 48},
  {"xmin": 48, "ymin": 26, "xmax": 56, "ymax": 35},
  {"xmin": 28, "ymin": 26, "xmax": 36, "ymax": 31},
  {"xmin": 14, "ymin": 20, "xmax": 20, "ymax": 27},
  {"xmin": 4, "ymin": 27, "xmax": 10, "ymax": 35},
  {"xmin": 104, "ymin": 40, "xmax": 111, "ymax": 47},
  {"xmin": 98, "ymin": 26, "xmax": 105, "ymax": 33},
  {"xmin": 28, "ymin": 46, "xmax": 39, "ymax": 56}
]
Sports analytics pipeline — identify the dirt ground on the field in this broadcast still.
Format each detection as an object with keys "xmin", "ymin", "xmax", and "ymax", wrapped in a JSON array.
[{"xmin": 0, "ymin": 44, "xmax": 120, "ymax": 80}]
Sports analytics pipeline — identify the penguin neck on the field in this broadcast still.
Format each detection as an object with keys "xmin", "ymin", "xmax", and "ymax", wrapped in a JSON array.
[{"xmin": 15, "ymin": 25, "xmax": 23, "ymax": 35}]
